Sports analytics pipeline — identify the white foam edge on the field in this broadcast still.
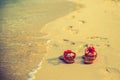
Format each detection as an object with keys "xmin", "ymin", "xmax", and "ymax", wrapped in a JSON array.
[{"xmin": 27, "ymin": 61, "xmax": 43, "ymax": 80}]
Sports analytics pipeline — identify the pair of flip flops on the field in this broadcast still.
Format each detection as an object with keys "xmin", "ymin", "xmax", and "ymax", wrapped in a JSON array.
[{"xmin": 59, "ymin": 46, "xmax": 97, "ymax": 64}]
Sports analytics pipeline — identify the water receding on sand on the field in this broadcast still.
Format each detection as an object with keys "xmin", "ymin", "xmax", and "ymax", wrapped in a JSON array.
[{"xmin": 0, "ymin": 0, "xmax": 76, "ymax": 80}]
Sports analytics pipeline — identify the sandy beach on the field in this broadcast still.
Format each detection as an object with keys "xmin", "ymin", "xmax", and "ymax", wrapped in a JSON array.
[
  {"xmin": 32, "ymin": 0, "xmax": 120, "ymax": 80},
  {"xmin": 0, "ymin": 0, "xmax": 120, "ymax": 80},
  {"xmin": 0, "ymin": 0, "xmax": 76, "ymax": 80}
]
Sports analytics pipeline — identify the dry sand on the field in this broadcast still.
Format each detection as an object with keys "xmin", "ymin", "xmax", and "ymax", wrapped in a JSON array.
[{"xmin": 0, "ymin": 0, "xmax": 120, "ymax": 80}]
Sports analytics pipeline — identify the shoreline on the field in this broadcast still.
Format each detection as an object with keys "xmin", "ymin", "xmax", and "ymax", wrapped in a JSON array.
[
  {"xmin": 0, "ymin": 0, "xmax": 77, "ymax": 80},
  {"xmin": 32, "ymin": 0, "xmax": 120, "ymax": 80},
  {"xmin": 0, "ymin": 0, "xmax": 120, "ymax": 80}
]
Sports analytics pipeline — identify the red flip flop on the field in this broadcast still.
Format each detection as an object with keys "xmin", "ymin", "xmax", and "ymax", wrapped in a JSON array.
[
  {"xmin": 83, "ymin": 46, "xmax": 97, "ymax": 64},
  {"xmin": 63, "ymin": 50, "xmax": 76, "ymax": 64}
]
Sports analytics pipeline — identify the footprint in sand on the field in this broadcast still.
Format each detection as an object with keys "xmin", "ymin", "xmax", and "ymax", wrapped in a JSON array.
[
  {"xmin": 78, "ymin": 20, "xmax": 86, "ymax": 24},
  {"xmin": 64, "ymin": 26, "xmax": 79, "ymax": 34},
  {"xmin": 87, "ymin": 36, "xmax": 110, "ymax": 47},
  {"xmin": 70, "ymin": 14, "xmax": 86, "ymax": 24},
  {"xmin": 63, "ymin": 39, "xmax": 76, "ymax": 45},
  {"xmin": 105, "ymin": 67, "xmax": 120, "ymax": 80},
  {"xmin": 62, "ymin": 35, "xmax": 110, "ymax": 50}
]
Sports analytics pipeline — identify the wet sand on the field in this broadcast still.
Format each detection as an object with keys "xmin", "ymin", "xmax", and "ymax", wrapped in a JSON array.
[
  {"xmin": 0, "ymin": 0, "xmax": 76, "ymax": 80},
  {"xmin": 32, "ymin": 0, "xmax": 120, "ymax": 80}
]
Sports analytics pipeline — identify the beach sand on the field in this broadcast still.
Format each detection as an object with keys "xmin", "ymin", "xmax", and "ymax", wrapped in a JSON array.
[
  {"xmin": 32, "ymin": 0, "xmax": 120, "ymax": 80},
  {"xmin": 0, "ymin": 0, "xmax": 120, "ymax": 80}
]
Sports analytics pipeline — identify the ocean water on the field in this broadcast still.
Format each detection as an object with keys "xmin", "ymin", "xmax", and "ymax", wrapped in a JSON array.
[{"xmin": 0, "ymin": 0, "xmax": 76, "ymax": 80}]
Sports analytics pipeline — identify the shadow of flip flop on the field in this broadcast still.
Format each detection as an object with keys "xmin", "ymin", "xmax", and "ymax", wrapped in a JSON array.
[{"xmin": 47, "ymin": 56, "xmax": 65, "ymax": 65}]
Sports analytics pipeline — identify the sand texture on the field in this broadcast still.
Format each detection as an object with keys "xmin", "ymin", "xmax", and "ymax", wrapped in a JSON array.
[
  {"xmin": 0, "ymin": 0, "xmax": 76, "ymax": 80},
  {"xmin": 0, "ymin": 0, "xmax": 120, "ymax": 80},
  {"xmin": 32, "ymin": 0, "xmax": 120, "ymax": 80}
]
